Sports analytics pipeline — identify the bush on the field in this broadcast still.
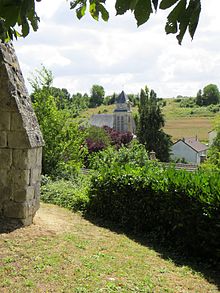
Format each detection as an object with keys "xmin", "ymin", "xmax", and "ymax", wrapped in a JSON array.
[
  {"xmin": 87, "ymin": 164, "xmax": 220, "ymax": 260},
  {"xmin": 88, "ymin": 141, "xmax": 149, "ymax": 171},
  {"xmin": 41, "ymin": 175, "xmax": 90, "ymax": 212},
  {"xmin": 179, "ymin": 98, "xmax": 196, "ymax": 108}
]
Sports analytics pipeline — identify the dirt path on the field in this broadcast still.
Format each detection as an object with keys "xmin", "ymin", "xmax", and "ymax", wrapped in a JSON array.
[
  {"xmin": 0, "ymin": 203, "xmax": 103, "ymax": 241},
  {"xmin": 0, "ymin": 203, "xmax": 85, "ymax": 239}
]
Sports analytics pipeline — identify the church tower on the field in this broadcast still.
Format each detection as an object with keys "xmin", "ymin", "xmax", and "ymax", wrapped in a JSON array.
[{"xmin": 113, "ymin": 91, "xmax": 135, "ymax": 133}]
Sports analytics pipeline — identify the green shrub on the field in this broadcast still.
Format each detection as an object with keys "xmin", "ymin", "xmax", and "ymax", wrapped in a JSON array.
[
  {"xmin": 87, "ymin": 164, "xmax": 220, "ymax": 260},
  {"xmin": 41, "ymin": 175, "xmax": 90, "ymax": 212},
  {"xmin": 179, "ymin": 97, "xmax": 196, "ymax": 108},
  {"xmin": 88, "ymin": 141, "xmax": 149, "ymax": 171}
]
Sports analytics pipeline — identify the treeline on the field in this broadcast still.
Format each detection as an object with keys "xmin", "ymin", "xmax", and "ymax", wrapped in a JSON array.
[
  {"xmin": 175, "ymin": 84, "xmax": 220, "ymax": 113},
  {"xmin": 29, "ymin": 67, "xmax": 141, "ymax": 116}
]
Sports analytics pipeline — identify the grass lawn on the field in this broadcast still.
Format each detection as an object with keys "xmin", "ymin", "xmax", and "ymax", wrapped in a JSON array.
[{"xmin": 0, "ymin": 203, "xmax": 219, "ymax": 292}]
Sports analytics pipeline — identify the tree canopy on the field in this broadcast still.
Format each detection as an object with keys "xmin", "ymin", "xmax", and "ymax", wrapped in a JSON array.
[
  {"xmin": 196, "ymin": 84, "xmax": 220, "ymax": 106},
  {"xmin": 0, "ymin": 0, "xmax": 201, "ymax": 44},
  {"xmin": 136, "ymin": 86, "xmax": 172, "ymax": 161}
]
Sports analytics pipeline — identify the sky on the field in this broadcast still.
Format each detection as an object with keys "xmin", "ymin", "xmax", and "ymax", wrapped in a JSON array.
[{"xmin": 14, "ymin": 0, "xmax": 220, "ymax": 98}]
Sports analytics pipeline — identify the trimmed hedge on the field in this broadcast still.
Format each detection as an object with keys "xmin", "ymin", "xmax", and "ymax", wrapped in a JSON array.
[{"xmin": 87, "ymin": 165, "xmax": 220, "ymax": 260}]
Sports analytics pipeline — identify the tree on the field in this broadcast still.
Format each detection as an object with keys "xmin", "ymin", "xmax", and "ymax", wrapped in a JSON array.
[
  {"xmin": 195, "ymin": 84, "xmax": 220, "ymax": 106},
  {"xmin": 195, "ymin": 89, "xmax": 203, "ymax": 106},
  {"xmin": 0, "ymin": 0, "xmax": 201, "ymax": 44},
  {"xmin": 136, "ymin": 86, "xmax": 172, "ymax": 161},
  {"xmin": 89, "ymin": 84, "xmax": 105, "ymax": 107},
  {"xmin": 204, "ymin": 116, "xmax": 220, "ymax": 170},
  {"xmin": 30, "ymin": 67, "xmax": 87, "ymax": 178}
]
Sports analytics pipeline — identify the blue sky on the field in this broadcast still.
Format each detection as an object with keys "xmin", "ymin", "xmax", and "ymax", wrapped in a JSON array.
[{"xmin": 14, "ymin": 0, "xmax": 220, "ymax": 98}]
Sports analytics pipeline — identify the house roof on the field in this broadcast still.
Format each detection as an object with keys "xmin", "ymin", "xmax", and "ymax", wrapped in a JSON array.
[
  {"xmin": 116, "ymin": 91, "xmax": 129, "ymax": 104},
  {"xmin": 90, "ymin": 114, "xmax": 113, "ymax": 128},
  {"xmin": 173, "ymin": 137, "xmax": 208, "ymax": 153}
]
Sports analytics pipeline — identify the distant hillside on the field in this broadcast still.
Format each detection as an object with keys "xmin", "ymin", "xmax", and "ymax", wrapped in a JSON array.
[{"xmin": 80, "ymin": 99, "xmax": 219, "ymax": 142}]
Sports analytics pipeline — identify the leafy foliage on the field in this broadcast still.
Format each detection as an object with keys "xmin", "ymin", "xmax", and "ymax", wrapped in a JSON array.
[
  {"xmin": 196, "ymin": 84, "xmax": 220, "ymax": 106},
  {"xmin": 89, "ymin": 84, "xmax": 105, "ymax": 108},
  {"xmin": 0, "ymin": 0, "xmax": 40, "ymax": 41},
  {"xmin": 202, "ymin": 116, "xmax": 220, "ymax": 171},
  {"xmin": 85, "ymin": 125, "xmax": 133, "ymax": 154},
  {"xmin": 88, "ymin": 141, "xmax": 149, "ymax": 170},
  {"xmin": 136, "ymin": 86, "xmax": 172, "ymax": 161},
  {"xmin": 103, "ymin": 126, "xmax": 133, "ymax": 148},
  {"xmin": 41, "ymin": 175, "xmax": 90, "ymax": 212},
  {"xmin": 85, "ymin": 126, "xmax": 111, "ymax": 153},
  {"xmin": 0, "ymin": 0, "xmax": 201, "ymax": 44},
  {"xmin": 30, "ymin": 67, "xmax": 87, "ymax": 178},
  {"xmin": 87, "ymin": 163, "xmax": 220, "ymax": 260}
]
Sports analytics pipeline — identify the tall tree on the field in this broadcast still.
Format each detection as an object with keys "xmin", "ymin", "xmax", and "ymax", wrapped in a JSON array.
[
  {"xmin": 136, "ymin": 86, "xmax": 172, "ymax": 162},
  {"xmin": 90, "ymin": 84, "xmax": 105, "ymax": 107},
  {"xmin": 0, "ymin": 0, "xmax": 201, "ymax": 44},
  {"xmin": 195, "ymin": 84, "xmax": 220, "ymax": 106}
]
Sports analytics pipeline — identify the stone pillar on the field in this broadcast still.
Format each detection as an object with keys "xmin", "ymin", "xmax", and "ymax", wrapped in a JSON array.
[{"xmin": 0, "ymin": 42, "xmax": 44, "ymax": 226}]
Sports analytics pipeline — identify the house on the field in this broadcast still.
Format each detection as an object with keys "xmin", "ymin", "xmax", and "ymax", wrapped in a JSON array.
[
  {"xmin": 90, "ymin": 91, "xmax": 136, "ymax": 134},
  {"xmin": 171, "ymin": 137, "xmax": 208, "ymax": 165}
]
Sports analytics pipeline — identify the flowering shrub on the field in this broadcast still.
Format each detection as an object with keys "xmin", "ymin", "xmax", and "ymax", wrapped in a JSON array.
[{"xmin": 85, "ymin": 125, "xmax": 133, "ymax": 154}]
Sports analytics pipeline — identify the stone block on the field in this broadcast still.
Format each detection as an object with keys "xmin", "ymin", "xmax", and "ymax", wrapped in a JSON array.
[
  {"xmin": 3, "ymin": 201, "xmax": 30, "ymax": 219},
  {"xmin": 0, "ymin": 112, "xmax": 11, "ymax": 130},
  {"xmin": 0, "ymin": 169, "xmax": 11, "ymax": 187},
  {"xmin": 20, "ymin": 215, "xmax": 34, "ymax": 226},
  {"xmin": 0, "ymin": 131, "xmax": 7, "ymax": 147},
  {"xmin": 12, "ymin": 149, "xmax": 37, "ymax": 169},
  {"xmin": 11, "ymin": 169, "xmax": 30, "ymax": 187},
  {"xmin": 30, "ymin": 168, "xmax": 41, "ymax": 185},
  {"xmin": 8, "ymin": 131, "xmax": 30, "ymax": 148},
  {"xmin": 36, "ymin": 147, "xmax": 43, "ymax": 167},
  {"xmin": 0, "ymin": 186, "xmax": 12, "ymax": 202},
  {"xmin": 11, "ymin": 112, "xmax": 24, "ymax": 131},
  {"xmin": 34, "ymin": 182, "xmax": 41, "ymax": 199},
  {"xmin": 0, "ymin": 91, "xmax": 18, "ymax": 111},
  {"xmin": 13, "ymin": 186, "xmax": 35, "ymax": 203},
  {"xmin": 0, "ymin": 149, "xmax": 12, "ymax": 169}
]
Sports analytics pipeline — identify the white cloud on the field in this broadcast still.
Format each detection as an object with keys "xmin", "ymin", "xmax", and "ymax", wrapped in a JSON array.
[{"xmin": 14, "ymin": 0, "xmax": 220, "ymax": 98}]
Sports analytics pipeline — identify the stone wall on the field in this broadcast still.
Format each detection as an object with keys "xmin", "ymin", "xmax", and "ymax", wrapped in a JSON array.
[{"xmin": 0, "ymin": 42, "xmax": 44, "ymax": 226}]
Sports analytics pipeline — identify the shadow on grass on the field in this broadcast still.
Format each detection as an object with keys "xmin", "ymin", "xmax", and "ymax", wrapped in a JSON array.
[
  {"xmin": 0, "ymin": 219, "xmax": 23, "ymax": 234},
  {"xmin": 85, "ymin": 215, "xmax": 220, "ymax": 291}
]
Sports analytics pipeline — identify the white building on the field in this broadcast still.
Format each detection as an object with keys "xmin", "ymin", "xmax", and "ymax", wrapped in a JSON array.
[
  {"xmin": 171, "ymin": 137, "xmax": 208, "ymax": 165},
  {"xmin": 90, "ymin": 91, "xmax": 136, "ymax": 133}
]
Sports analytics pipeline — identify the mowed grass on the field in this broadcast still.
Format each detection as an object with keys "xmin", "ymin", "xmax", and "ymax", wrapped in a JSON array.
[
  {"xmin": 0, "ymin": 204, "xmax": 219, "ymax": 293},
  {"xmin": 164, "ymin": 117, "xmax": 212, "ymax": 142}
]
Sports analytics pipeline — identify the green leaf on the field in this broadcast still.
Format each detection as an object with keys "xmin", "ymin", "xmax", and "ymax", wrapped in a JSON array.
[
  {"xmin": 115, "ymin": 0, "xmax": 131, "ymax": 15},
  {"xmin": 134, "ymin": 0, "xmax": 153, "ymax": 27},
  {"xmin": 70, "ymin": 0, "xmax": 81, "ymax": 10},
  {"xmin": 21, "ymin": 18, "xmax": 30, "ymax": 37},
  {"xmin": 165, "ymin": 0, "xmax": 186, "ymax": 36},
  {"xmin": 98, "ymin": 3, "xmax": 109, "ymax": 22},
  {"xmin": 159, "ymin": 0, "xmax": 179, "ymax": 10},
  {"xmin": 76, "ymin": 3, "xmax": 87, "ymax": 19},
  {"xmin": 129, "ymin": 0, "xmax": 139, "ymax": 11},
  {"xmin": 152, "ymin": 0, "xmax": 159, "ymax": 10},
  {"xmin": 188, "ymin": 0, "xmax": 201, "ymax": 40},
  {"xmin": 89, "ymin": 3, "xmax": 98, "ymax": 20}
]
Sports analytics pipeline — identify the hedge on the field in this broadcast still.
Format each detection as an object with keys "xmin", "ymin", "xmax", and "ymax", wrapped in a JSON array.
[{"xmin": 87, "ymin": 165, "xmax": 220, "ymax": 260}]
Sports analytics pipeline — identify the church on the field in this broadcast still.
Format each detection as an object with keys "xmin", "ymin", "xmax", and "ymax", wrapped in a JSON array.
[{"xmin": 90, "ymin": 91, "xmax": 136, "ymax": 134}]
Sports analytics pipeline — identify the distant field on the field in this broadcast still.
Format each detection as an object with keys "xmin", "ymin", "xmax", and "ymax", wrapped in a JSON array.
[
  {"xmin": 164, "ymin": 117, "xmax": 212, "ymax": 142},
  {"xmin": 80, "ymin": 99, "xmax": 217, "ymax": 142}
]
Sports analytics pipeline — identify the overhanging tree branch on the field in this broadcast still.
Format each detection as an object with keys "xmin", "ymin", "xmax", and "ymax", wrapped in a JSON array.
[{"xmin": 0, "ymin": 0, "xmax": 201, "ymax": 44}]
